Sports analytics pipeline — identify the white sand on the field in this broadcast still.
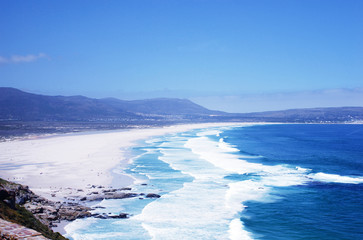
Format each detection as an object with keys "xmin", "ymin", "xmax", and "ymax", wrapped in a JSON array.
[{"xmin": 0, "ymin": 123, "xmax": 243, "ymax": 201}]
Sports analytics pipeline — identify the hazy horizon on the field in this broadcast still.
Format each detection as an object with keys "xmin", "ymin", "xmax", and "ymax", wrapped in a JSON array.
[
  {"xmin": 4, "ymin": 86, "xmax": 362, "ymax": 114},
  {"xmin": 1, "ymin": 0, "xmax": 362, "ymax": 113}
]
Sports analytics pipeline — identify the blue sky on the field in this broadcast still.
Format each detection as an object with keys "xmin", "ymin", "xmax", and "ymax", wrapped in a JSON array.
[{"xmin": 0, "ymin": 0, "xmax": 362, "ymax": 112}]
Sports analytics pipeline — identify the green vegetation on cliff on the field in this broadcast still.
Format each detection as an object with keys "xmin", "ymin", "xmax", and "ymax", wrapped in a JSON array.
[{"xmin": 0, "ymin": 178, "xmax": 68, "ymax": 240}]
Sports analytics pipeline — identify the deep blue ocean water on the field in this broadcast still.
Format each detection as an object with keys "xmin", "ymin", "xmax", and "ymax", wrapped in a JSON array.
[
  {"xmin": 64, "ymin": 124, "xmax": 363, "ymax": 240},
  {"xmin": 221, "ymin": 124, "xmax": 363, "ymax": 240}
]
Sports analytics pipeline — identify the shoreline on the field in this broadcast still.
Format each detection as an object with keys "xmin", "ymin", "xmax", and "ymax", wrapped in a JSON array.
[
  {"xmin": 0, "ymin": 122, "xmax": 250, "ymax": 236},
  {"xmin": 2, "ymin": 122, "xmax": 362, "ymax": 238},
  {"xmin": 0, "ymin": 122, "xmax": 244, "ymax": 203}
]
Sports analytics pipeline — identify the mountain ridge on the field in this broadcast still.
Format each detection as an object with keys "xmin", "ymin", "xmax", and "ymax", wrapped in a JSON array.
[
  {"xmin": 0, "ymin": 87, "xmax": 223, "ymax": 121},
  {"xmin": 1, "ymin": 87, "xmax": 363, "ymax": 123}
]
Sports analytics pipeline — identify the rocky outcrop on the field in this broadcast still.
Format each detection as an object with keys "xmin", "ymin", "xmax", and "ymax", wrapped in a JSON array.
[
  {"xmin": 0, "ymin": 180, "xmax": 163, "ymax": 229},
  {"xmin": 24, "ymin": 201, "xmax": 92, "ymax": 226},
  {"xmin": 84, "ymin": 192, "xmax": 139, "ymax": 201},
  {"xmin": 0, "ymin": 181, "xmax": 91, "ymax": 228},
  {"xmin": 0, "ymin": 179, "xmax": 68, "ymax": 240}
]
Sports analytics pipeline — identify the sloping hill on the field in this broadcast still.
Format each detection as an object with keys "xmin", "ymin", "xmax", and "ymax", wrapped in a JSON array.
[
  {"xmin": 0, "ymin": 87, "xmax": 139, "ymax": 121},
  {"xmin": 100, "ymin": 97, "xmax": 223, "ymax": 116},
  {"xmin": 236, "ymin": 107, "xmax": 363, "ymax": 122},
  {"xmin": 1, "ymin": 87, "xmax": 363, "ymax": 123},
  {"xmin": 0, "ymin": 88, "xmax": 222, "ymax": 121}
]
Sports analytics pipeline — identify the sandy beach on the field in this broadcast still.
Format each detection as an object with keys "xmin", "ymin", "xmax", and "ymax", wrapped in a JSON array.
[{"xmin": 0, "ymin": 123, "xmax": 240, "ymax": 202}]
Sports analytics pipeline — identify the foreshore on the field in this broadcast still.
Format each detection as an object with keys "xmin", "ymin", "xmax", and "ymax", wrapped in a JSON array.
[{"xmin": 0, "ymin": 123, "xmax": 241, "ymax": 204}]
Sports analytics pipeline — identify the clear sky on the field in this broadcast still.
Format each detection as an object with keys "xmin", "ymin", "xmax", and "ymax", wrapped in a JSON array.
[{"xmin": 0, "ymin": 0, "xmax": 362, "ymax": 112}]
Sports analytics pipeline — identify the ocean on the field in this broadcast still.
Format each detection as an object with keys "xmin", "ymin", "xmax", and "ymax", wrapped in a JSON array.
[{"xmin": 64, "ymin": 124, "xmax": 363, "ymax": 240}]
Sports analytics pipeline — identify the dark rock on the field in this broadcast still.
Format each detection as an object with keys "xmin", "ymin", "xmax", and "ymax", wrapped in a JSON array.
[
  {"xmin": 87, "ymin": 192, "xmax": 139, "ymax": 201},
  {"xmin": 80, "ymin": 197, "xmax": 87, "ymax": 201},
  {"xmin": 123, "ymin": 193, "xmax": 138, "ymax": 198},
  {"xmin": 2, "ymin": 190, "xmax": 16, "ymax": 209},
  {"xmin": 4, "ymin": 199, "xmax": 15, "ymax": 209},
  {"xmin": 93, "ymin": 214, "xmax": 108, "ymax": 219},
  {"xmin": 34, "ymin": 207, "xmax": 44, "ymax": 214},
  {"xmin": 109, "ymin": 213, "xmax": 128, "ymax": 219},
  {"xmin": 32, "ymin": 196, "xmax": 43, "ymax": 203},
  {"xmin": 47, "ymin": 214, "xmax": 58, "ymax": 221},
  {"xmin": 92, "ymin": 213, "xmax": 129, "ymax": 219},
  {"xmin": 120, "ymin": 187, "xmax": 132, "ymax": 191},
  {"xmin": 86, "ymin": 196, "xmax": 104, "ymax": 201},
  {"xmin": 95, "ymin": 206, "xmax": 106, "ymax": 209},
  {"xmin": 58, "ymin": 206, "xmax": 92, "ymax": 221},
  {"xmin": 18, "ymin": 185, "xmax": 29, "ymax": 191},
  {"xmin": 146, "ymin": 193, "xmax": 161, "ymax": 198},
  {"xmin": 0, "ymin": 189, "xmax": 10, "ymax": 200},
  {"xmin": 67, "ymin": 202, "xmax": 79, "ymax": 207},
  {"xmin": 102, "ymin": 189, "xmax": 117, "ymax": 193}
]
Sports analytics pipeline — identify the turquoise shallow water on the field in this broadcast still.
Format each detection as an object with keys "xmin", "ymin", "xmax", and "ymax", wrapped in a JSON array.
[{"xmin": 64, "ymin": 124, "xmax": 363, "ymax": 240}]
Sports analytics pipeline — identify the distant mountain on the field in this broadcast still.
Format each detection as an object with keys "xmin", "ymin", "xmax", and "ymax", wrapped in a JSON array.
[
  {"xmin": 1, "ymin": 87, "xmax": 363, "ymax": 123},
  {"xmin": 0, "ymin": 87, "xmax": 139, "ymax": 121},
  {"xmin": 100, "ymin": 97, "xmax": 224, "ymax": 116},
  {"xmin": 0, "ymin": 88, "xmax": 223, "ymax": 121},
  {"xmin": 234, "ymin": 107, "xmax": 363, "ymax": 123}
]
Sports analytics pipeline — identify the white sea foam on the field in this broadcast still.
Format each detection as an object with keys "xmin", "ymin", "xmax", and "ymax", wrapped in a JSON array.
[
  {"xmin": 64, "ymin": 218, "xmax": 98, "ymax": 239},
  {"xmin": 159, "ymin": 148, "xmax": 226, "ymax": 180},
  {"xmin": 185, "ymin": 135, "xmax": 309, "ymax": 186},
  {"xmin": 296, "ymin": 166, "xmax": 311, "ymax": 172},
  {"xmin": 135, "ymin": 127, "xmax": 279, "ymax": 239},
  {"xmin": 134, "ymin": 180, "xmax": 232, "ymax": 239},
  {"xmin": 133, "ymin": 132, "xmax": 237, "ymax": 239},
  {"xmin": 180, "ymin": 132, "xmax": 311, "ymax": 239},
  {"xmin": 196, "ymin": 129, "xmax": 222, "ymax": 137},
  {"xmin": 65, "ymin": 125, "xmax": 362, "ymax": 240},
  {"xmin": 68, "ymin": 231, "xmax": 132, "ymax": 240},
  {"xmin": 91, "ymin": 199, "xmax": 127, "ymax": 214},
  {"xmin": 182, "ymin": 127, "xmax": 363, "ymax": 239},
  {"xmin": 219, "ymin": 138, "xmax": 240, "ymax": 152},
  {"xmin": 226, "ymin": 180, "xmax": 270, "ymax": 212},
  {"xmin": 309, "ymin": 172, "xmax": 363, "ymax": 184},
  {"xmin": 229, "ymin": 219, "xmax": 254, "ymax": 240}
]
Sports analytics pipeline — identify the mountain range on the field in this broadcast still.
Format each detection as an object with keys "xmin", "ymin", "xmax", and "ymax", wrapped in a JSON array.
[
  {"xmin": 0, "ymin": 87, "xmax": 222, "ymax": 122},
  {"xmin": 1, "ymin": 87, "xmax": 363, "ymax": 124}
]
